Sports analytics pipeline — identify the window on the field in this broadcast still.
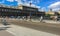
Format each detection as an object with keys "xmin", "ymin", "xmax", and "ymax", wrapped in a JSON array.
[
  {"xmin": 6, "ymin": 9, "xmax": 8, "ymax": 11},
  {"xmin": 5, "ymin": 9, "xmax": 7, "ymax": 11},
  {"xmin": 0, "ymin": 9, "xmax": 2, "ymax": 11},
  {"xmin": 2, "ymin": 9, "xmax": 4, "ymax": 11}
]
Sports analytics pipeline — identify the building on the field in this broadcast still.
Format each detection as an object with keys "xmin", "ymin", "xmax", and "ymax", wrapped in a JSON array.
[
  {"xmin": 55, "ymin": 11, "xmax": 60, "ymax": 20},
  {"xmin": 0, "ymin": 4, "xmax": 45, "ymax": 18}
]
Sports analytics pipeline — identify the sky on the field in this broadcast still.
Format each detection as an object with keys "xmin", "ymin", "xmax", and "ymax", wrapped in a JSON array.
[{"xmin": 0, "ymin": 0, "xmax": 60, "ymax": 12}]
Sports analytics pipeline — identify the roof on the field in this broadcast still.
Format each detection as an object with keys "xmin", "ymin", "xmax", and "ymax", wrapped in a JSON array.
[{"xmin": 18, "ymin": 4, "xmax": 38, "ymax": 9}]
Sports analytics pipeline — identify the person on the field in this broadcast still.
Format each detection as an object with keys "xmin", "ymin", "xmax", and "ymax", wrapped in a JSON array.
[
  {"xmin": 40, "ymin": 16, "xmax": 43, "ymax": 22},
  {"xmin": 22, "ymin": 16, "xmax": 24, "ymax": 20}
]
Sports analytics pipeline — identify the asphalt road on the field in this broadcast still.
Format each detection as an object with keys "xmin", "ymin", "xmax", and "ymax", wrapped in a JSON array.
[
  {"xmin": 6, "ymin": 19, "xmax": 60, "ymax": 35},
  {"xmin": 6, "ymin": 24, "xmax": 59, "ymax": 36},
  {"xmin": 0, "ymin": 19, "xmax": 60, "ymax": 36},
  {"xmin": 0, "ymin": 24, "xmax": 14, "ymax": 36},
  {"xmin": 0, "ymin": 30, "xmax": 14, "ymax": 36}
]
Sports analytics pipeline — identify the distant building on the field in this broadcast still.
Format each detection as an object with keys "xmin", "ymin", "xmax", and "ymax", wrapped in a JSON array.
[{"xmin": 45, "ymin": 9, "xmax": 54, "ymax": 15}]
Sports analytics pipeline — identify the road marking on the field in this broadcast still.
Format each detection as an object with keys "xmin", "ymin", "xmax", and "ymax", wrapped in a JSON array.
[
  {"xmin": 6, "ymin": 24, "xmax": 59, "ymax": 36},
  {"xmin": 6, "ymin": 30, "xmax": 16, "ymax": 36}
]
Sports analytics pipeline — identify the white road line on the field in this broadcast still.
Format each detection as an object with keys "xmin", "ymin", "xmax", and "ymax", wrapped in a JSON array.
[{"xmin": 6, "ymin": 30, "xmax": 16, "ymax": 36}]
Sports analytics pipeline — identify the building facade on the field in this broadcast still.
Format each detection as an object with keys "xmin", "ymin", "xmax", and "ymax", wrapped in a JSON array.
[{"xmin": 0, "ymin": 5, "xmax": 45, "ymax": 18}]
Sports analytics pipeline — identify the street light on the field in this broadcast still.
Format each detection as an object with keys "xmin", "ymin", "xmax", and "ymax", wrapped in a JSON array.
[{"xmin": 29, "ymin": 0, "xmax": 32, "ymax": 21}]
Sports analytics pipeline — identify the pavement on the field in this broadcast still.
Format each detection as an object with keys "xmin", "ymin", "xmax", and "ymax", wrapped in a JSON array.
[
  {"xmin": 0, "ymin": 24, "xmax": 14, "ymax": 36},
  {"xmin": 0, "ymin": 18, "xmax": 60, "ymax": 24},
  {"xmin": 43, "ymin": 20, "xmax": 60, "ymax": 24}
]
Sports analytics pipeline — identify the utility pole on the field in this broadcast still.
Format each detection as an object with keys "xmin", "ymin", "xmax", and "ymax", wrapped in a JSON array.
[{"xmin": 29, "ymin": 0, "xmax": 32, "ymax": 21}]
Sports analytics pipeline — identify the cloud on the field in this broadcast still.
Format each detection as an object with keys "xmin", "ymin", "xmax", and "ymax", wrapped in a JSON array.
[
  {"xmin": 22, "ymin": 3, "xmax": 40, "ymax": 8},
  {"xmin": 52, "ymin": 8, "xmax": 60, "ymax": 11},
  {"xmin": 36, "ymin": 6, "xmax": 40, "ymax": 8},
  {"xmin": 15, "ymin": 0, "xmax": 17, "ymax": 1},
  {"xmin": 23, "ymin": 0, "xmax": 27, "ymax": 2},
  {"xmin": 6, "ymin": 0, "xmax": 14, "ymax": 2},
  {"xmin": 28, "ymin": 0, "xmax": 33, "ymax": 3},
  {"xmin": 15, "ymin": 0, "xmax": 40, "ymax": 8},
  {"xmin": 48, "ymin": 1, "xmax": 60, "ymax": 8},
  {"xmin": 40, "ymin": 7, "xmax": 46, "ymax": 11},
  {"xmin": 35, "ymin": 0, "xmax": 40, "ymax": 3},
  {"xmin": 15, "ymin": 0, "xmax": 22, "ymax": 5},
  {"xmin": 48, "ymin": 1, "xmax": 60, "ymax": 11}
]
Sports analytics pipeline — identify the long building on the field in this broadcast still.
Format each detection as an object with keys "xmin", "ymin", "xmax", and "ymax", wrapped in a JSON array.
[{"xmin": 0, "ymin": 4, "xmax": 45, "ymax": 17}]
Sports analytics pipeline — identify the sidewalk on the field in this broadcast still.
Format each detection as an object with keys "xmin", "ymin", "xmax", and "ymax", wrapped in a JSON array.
[
  {"xmin": 43, "ymin": 20, "xmax": 60, "ymax": 24},
  {"xmin": 0, "ymin": 18, "xmax": 60, "ymax": 24}
]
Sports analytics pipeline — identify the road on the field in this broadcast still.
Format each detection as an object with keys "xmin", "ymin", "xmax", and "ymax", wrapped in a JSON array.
[
  {"xmin": 0, "ymin": 24, "xmax": 14, "ymax": 36},
  {"xmin": 0, "ymin": 30, "xmax": 14, "ymax": 36},
  {"xmin": 0, "ymin": 18, "xmax": 60, "ymax": 36},
  {"xmin": 5, "ymin": 19, "xmax": 60, "ymax": 36},
  {"xmin": 6, "ymin": 24, "xmax": 59, "ymax": 36}
]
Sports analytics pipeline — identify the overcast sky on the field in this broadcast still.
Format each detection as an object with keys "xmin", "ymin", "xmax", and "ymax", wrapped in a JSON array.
[{"xmin": 0, "ymin": 0, "xmax": 60, "ymax": 12}]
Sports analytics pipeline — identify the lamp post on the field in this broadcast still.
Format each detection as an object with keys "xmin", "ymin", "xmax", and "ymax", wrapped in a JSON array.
[
  {"xmin": 29, "ymin": 1, "xmax": 32, "ymax": 21},
  {"xmin": 29, "ymin": 0, "xmax": 32, "ymax": 21}
]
